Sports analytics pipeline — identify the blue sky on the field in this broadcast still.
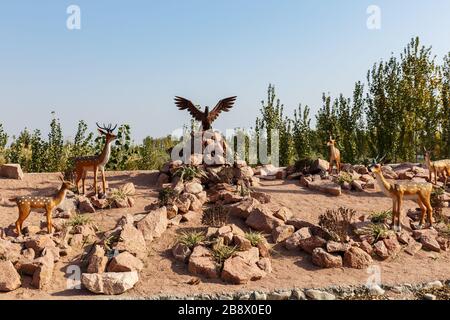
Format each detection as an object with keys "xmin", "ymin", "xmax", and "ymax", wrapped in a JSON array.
[{"xmin": 1, "ymin": 0, "xmax": 450, "ymax": 142}]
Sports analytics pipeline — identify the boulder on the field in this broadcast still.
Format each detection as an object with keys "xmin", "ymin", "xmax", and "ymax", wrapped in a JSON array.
[
  {"xmin": 256, "ymin": 257, "xmax": 272, "ymax": 273},
  {"xmin": 31, "ymin": 252, "xmax": 54, "ymax": 289},
  {"xmin": 312, "ymin": 248, "xmax": 343, "ymax": 268},
  {"xmin": 373, "ymin": 241, "xmax": 389, "ymax": 259},
  {"xmin": 343, "ymin": 247, "xmax": 373, "ymax": 269},
  {"xmin": 187, "ymin": 194, "xmax": 203, "ymax": 213},
  {"xmin": 136, "ymin": 207, "xmax": 168, "ymax": 242},
  {"xmin": 299, "ymin": 236, "xmax": 326, "ymax": 254},
  {"xmin": 326, "ymin": 241, "xmax": 351, "ymax": 253},
  {"xmin": 78, "ymin": 196, "xmax": 96, "ymax": 213},
  {"xmin": 0, "ymin": 164, "xmax": 24, "ymax": 180},
  {"xmin": 90, "ymin": 197, "xmax": 109, "ymax": 209},
  {"xmin": 286, "ymin": 219, "xmax": 315, "ymax": 230},
  {"xmin": 81, "ymin": 271, "xmax": 139, "ymax": 295},
  {"xmin": 107, "ymin": 252, "xmax": 144, "ymax": 272},
  {"xmin": 181, "ymin": 211, "xmax": 200, "ymax": 222},
  {"xmin": 233, "ymin": 235, "xmax": 252, "ymax": 251},
  {"xmin": 25, "ymin": 235, "xmax": 56, "ymax": 255},
  {"xmin": 87, "ymin": 245, "xmax": 108, "ymax": 273},
  {"xmin": 351, "ymin": 180, "xmax": 364, "ymax": 192},
  {"xmin": 121, "ymin": 183, "xmax": 136, "ymax": 196},
  {"xmin": 310, "ymin": 159, "xmax": 330, "ymax": 173},
  {"xmin": 0, "ymin": 239, "xmax": 22, "ymax": 263},
  {"xmin": 250, "ymin": 192, "xmax": 271, "ymax": 204},
  {"xmin": 383, "ymin": 236, "xmax": 402, "ymax": 256},
  {"xmin": 405, "ymin": 241, "xmax": 422, "ymax": 256},
  {"xmin": 172, "ymin": 243, "xmax": 192, "ymax": 263},
  {"xmin": 0, "ymin": 261, "xmax": 22, "ymax": 292},
  {"xmin": 285, "ymin": 228, "xmax": 312, "ymax": 251},
  {"xmin": 188, "ymin": 246, "xmax": 219, "ymax": 279},
  {"xmin": 421, "ymin": 235, "xmax": 441, "ymax": 252},
  {"xmin": 357, "ymin": 240, "xmax": 374, "ymax": 255},
  {"xmin": 221, "ymin": 256, "xmax": 266, "ymax": 284},
  {"xmin": 437, "ymin": 237, "xmax": 449, "ymax": 251},
  {"xmin": 165, "ymin": 204, "xmax": 178, "ymax": 219},
  {"xmin": 397, "ymin": 231, "xmax": 414, "ymax": 245},
  {"xmin": 228, "ymin": 197, "xmax": 260, "ymax": 219},
  {"xmin": 272, "ymin": 225, "xmax": 295, "ymax": 243},
  {"xmin": 257, "ymin": 242, "xmax": 271, "ymax": 258},
  {"xmin": 116, "ymin": 224, "xmax": 147, "ymax": 259},
  {"xmin": 412, "ymin": 228, "xmax": 438, "ymax": 241},
  {"xmin": 308, "ymin": 180, "xmax": 342, "ymax": 196},
  {"xmin": 22, "ymin": 248, "xmax": 35, "ymax": 261},
  {"xmin": 273, "ymin": 207, "xmax": 293, "ymax": 222},
  {"xmin": 174, "ymin": 194, "xmax": 191, "ymax": 214},
  {"xmin": 245, "ymin": 206, "xmax": 284, "ymax": 233},
  {"xmin": 184, "ymin": 182, "xmax": 203, "ymax": 195}
]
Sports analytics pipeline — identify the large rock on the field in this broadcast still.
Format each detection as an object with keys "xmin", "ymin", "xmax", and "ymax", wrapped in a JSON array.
[
  {"xmin": 82, "ymin": 272, "xmax": 139, "ymax": 295},
  {"xmin": 221, "ymin": 256, "xmax": 266, "ymax": 284},
  {"xmin": 412, "ymin": 228, "xmax": 438, "ymax": 241},
  {"xmin": 31, "ymin": 252, "xmax": 54, "ymax": 289},
  {"xmin": 0, "ymin": 239, "xmax": 22, "ymax": 263},
  {"xmin": 184, "ymin": 182, "xmax": 203, "ymax": 195},
  {"xmin": 250, "ymin": 192, "xmax": 271, "ymax": 204},
  {"xmin": 421, "ymin": 235, "xmax": 441, "ymax": 252},
  {"xmin": 186, "ymin": 194, "xmax": 203, "ymax": 212},
  {"xmin": 405, "ymin": 241, "xmax": 422, "ymax": 256},
  {"xmin": 373, "ymin": 241, "xmax": 389, "ymax": 259},
  {"xmin": 245, "ymin": 206, "xmax": 284, "ymax": 233},
  {"xmin": 308, "ymin": 180, "xmax": 341, "ymax": 196},
  {"xmin": 228, "ymin": 197, "xmax": 260, "ymax": 219},
  {"xmin": 272, "ymin": 225, "xmax": 295, "ymax": 243},
  {"xmin": 174, "ymin": 194, "xmax": 191, "ymax": 214},
  {"xmin": 87, "ymin": 245, "xmax": 108, "ymax": 273},
  {"xmin": 233, "ymin": 235, "xmax": 252, "ymax": 251},
  {"xmin": 299, "ymin": 236, "xmax": 326, "ymax": 254},
  {"xmin": 273, "ymin": 207, "xmax": 293, "ymax": 222},
  {"xmin": 78, "ymin": 196, "xmax": 96, "ymax": 213},
  {"xmin": 116, "ymin": 224, "xmax": 147, "ymax": 260},
  {"xmin": 383, "ymin": 236, "xmax": 402, "ymax": 256},
  {"xmin": 285, "ymin": 228, "xmax": 312, "ymax": 251},
  {"xmin": 0, "ymin": 164, "xmax": 24, "ymax": 180},
  {"xmin": 326, "ymin": 241, "xmax": 351, "ymax": 253},
  {"xmin": 0, "ymin": 261, "xmax": 22, "ymax": 292},
  {"xmin": 188, "ymin": 246, "xmax": 219, "ymax": 279},
  {"xmin": 137, "ymin": 207, "xmax": 168, "ymax": 242},
  {"xmin": 172, "ymin": 243, "xmax": 192, "ymax": 263},
  {"xmin": 108, "ymin": 252, "xmax": 144, "ymax": 272},
  {"xmin": 121, "ymin": 183, "xmax": 136, "ymax": 196},
  {"xmin": 343, "ymin": 247, "xmax": 373, "ymax": 269},
  {"xmin": 25, "ymin": 235, "xmax": 56, "ymax": 255},
  {"xmin": 310, "ymin": 159, "xmax": 329, "ymax": 173},
  {"xmin": 312, "ymin": 248, "xmax": 343, "ymax": 268}
]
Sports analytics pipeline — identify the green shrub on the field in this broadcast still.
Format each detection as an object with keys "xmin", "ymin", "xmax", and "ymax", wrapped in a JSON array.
[
  {"xmin": 369, "ymin": 210, "xmax": 392, "ymax": 224},
  {"xmin": 177, "ymin": 231, "xmax": 205, "ymax": 249},
  {"xmin": 245, "ymin": 231, "xmax": 264, "ymax": 246},
  {"xmin": 202, "ymin": 205, "xmax": 229, "ymax": 227}
]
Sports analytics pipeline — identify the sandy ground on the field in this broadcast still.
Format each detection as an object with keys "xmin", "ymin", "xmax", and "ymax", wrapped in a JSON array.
[{"xmin": 0, "ymin": 171, "xmax": 449, "ymax": 300}]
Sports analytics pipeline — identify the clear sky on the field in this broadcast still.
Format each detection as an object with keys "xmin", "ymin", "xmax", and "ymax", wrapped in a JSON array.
[{"xmin": 1, "ymin": 0, "xmax": 450, "ymax": 143}]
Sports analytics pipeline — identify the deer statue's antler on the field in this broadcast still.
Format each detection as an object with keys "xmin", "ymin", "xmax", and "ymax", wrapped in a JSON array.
[{"xmin": 96, "ymin": 122, "xmax": 118, "ymax": 133}]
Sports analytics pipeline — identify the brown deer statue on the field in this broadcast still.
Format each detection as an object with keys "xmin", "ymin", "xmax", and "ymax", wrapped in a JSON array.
[
  {"xmin": 10, "ymin": 176, "xmax": 75, "ymax": 235},
  {"xmin": 424, "ymin": 148, "xmax": 450, "ymax": 187},
  {"xmin": 368, "ymin": 158, "xmax": 434, "ymax": 231},
  {"xmin": 326, "ymin": 136, "xmax": 341, "ymax": 174},
  {"xmin": 73, "ymin": 123, "xmax": 117, "ymax": 196}
]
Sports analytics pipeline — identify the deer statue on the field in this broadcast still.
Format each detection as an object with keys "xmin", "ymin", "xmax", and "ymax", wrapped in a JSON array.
[
  {"xmin": 368, "ymin": 158, "xmax": 434, "ymax": 231},
  {"xmin": 10, "ymin": 176, "xmax": 75, "ymax": 235},
  {"xmin": 326, "ymin": 136, "xmax": 341, "ymax": 174},
  {"xmin": 73, "ymin": 123, "xmax": 117, "ymax": 197},
  {"xmin": 424, "ymin": 148, "xmax": 450, "ymax": 187}
]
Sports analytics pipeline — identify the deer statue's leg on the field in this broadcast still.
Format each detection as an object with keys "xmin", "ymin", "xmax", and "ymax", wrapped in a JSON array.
[
  {"xmin": 15, "ymin": 206, "xmax": 31, "ymax": 236},
  {"xmin": 46, "ymin": 208, "xmax": 53, "ymax": 234},
  {"xmin": 93, "ymin": 166, "xmax": 98, "ymax": 196},
  {"xmin": 101, "ymin": 167, "xmax": 107, "ymax": 196},
  {"xmin": 423, "ymin": 194, "xmax": 434, "ymax": 228},
  {"xmin": 396, "ymin": 194, "xmax": 403, "ymax": 232},
  {"xmin": 391, "ymin": 198, "xmax": 397, "ymax": 230},
  {"xmin": 417, "ymin": 194, "xmax": 427, "ymax": 228},
  {"xmin": 417, "ymin": 197, "xmax": 426, "ymax": 228},
  {"xmin": 82, "ymin": 171, "xmax": 86, "ymax": 195}
]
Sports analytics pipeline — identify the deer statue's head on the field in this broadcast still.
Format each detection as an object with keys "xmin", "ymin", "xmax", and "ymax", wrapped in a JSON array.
[
  {"xmin": 367, "ymin": 155, "xmax": 386, "ymax": 174},
  {"xmin": 326, "ymin": 136, "xmax": 336, "ymax": 147},
  {"xmin": 59, "ymin": 174, "xmax": 75, "ymax": 190},
  {"xmin": 96, "ymin": 123, "xmax": 118, "ymax": 142},
  {"xmin": 423, "ymin": 147, "xmax": 432, "ymax": 162}
]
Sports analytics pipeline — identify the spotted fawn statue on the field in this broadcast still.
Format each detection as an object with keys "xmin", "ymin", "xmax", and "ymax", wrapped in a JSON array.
[
  {"xmin": 10, "ymin": 177, "xmax": 74, "ymax": 235},
  {"xmin": 326, "ymin": 136, "xmax": 341, "ymax": 174},
  {"xmin": 368, "ymin": 159, "xmax": 433, "ymax": 231},
  {"xmin": 73, "ymin": 123, "xmax": 117, "ymax": 196},
  {"xmin": 424, "ymin": 148, "xmax": 450, "ymax": 187}
]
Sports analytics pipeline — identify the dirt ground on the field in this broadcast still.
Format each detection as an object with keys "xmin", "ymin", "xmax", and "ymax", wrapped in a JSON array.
[{"xmin": 0, "ymin": 171, "xmax": 449, "ymax": 300}]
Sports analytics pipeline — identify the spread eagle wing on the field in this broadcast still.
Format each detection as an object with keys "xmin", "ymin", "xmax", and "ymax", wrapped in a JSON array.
[
  {"xmin": 174, "ymin": 96, "xmax": 205, "ymax": 121},
  {"xmin": 208, "ymin": 96, "xmax": 237, "ymax": 123}
]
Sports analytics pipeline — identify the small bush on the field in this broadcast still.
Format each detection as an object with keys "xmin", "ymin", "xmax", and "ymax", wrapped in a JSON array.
[
  {"xmin": 177, "ymin": 231, "xmax": 205, "ymax": 249},
  {"xmin": 237, "ymin": 181, "xmax": 250, "ymax": 197},
  {"xmin": 337, "ymin": 172, "xmax": 354, "ymax": 185},
  {"xmin": 245, "ymin": 231, "xmax": 264, "ymax": 246},
  {"xmin": 174, "ymin": 165, "xmax": 207, "ymax": 182},
  {"xmin": 158, "ymin": 187, "xmax": 178, "ymax": 206},
  {"xmin": 318, "ymin": 207, "xmax": 356, "ymax": 242},
  {"xmin": 356, "ymin": 223, "xmax": 390, "ymax": 242},
  {"xmin": 212, "ymin": 244, "xmax": 238, "ymax": 267},
  {"xmin": 65, "ymin": 214, "xmax": 92, "ymax": 227},
  {"xmin": 202, "ymin": 205, "xmax": 229, "ymax": 227},
  {"xmin": 369, "ymin": 210, "xmax": 392, "ymax": 224}
]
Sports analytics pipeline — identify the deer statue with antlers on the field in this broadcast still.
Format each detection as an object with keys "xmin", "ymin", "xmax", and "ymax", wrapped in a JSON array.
[
  {"xmin": 10, "ymin": 176, "xmax": 75, "ymax": 235},
  {"xmin": 72, "ymin": 123, "xmax": 117, "ymax": 197},
  {"xmin": 368, "ymin": 157, "xmax": 434, "ymax": 231},
  {"xmin": 326, "ymin": 136, "xmax": 341, "ymax": 174},
  {"xmin": 424, "ymin": 148, "xmax": 450, "ymax": 187}
]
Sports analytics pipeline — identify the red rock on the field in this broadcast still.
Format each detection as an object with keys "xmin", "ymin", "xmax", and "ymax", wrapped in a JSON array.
[
  {"xmin": 273, "ymin": 207, "xmax": 293, "ymax": 222},
  {"xmin": 308, "ymin": 180, "xmax": 342, "ymax": 196},
  {"xmin": 373, "ymin": 241, "xmax": 389, "ymax": 259},
  {"xmin": 181, "ymin": 211, "xmax": 201, "ymax": 222},
  {"xmin": 228, "ymin": 198, "xmax": 261, "ymax": 219},
  {"xmin": 383, "ymin": 236, "xmax": 402, "ymax": 256},
  {"xmin": 90, "ymin": 196, "xmax": 109, "ymax": 209},
  {"xmin": 245, "ymin": 206, "xmax": 284, "ymax": 233},
  {"xmin": 397, "ymin": 231, "xmax": 414, "ymax": 245},
  {"xmin": 256, "ymin": 257, "xmax": 272, "ymax": 273},
  {"xmin": 107, "ymin": 251, "xmax": 144, "ymax": 272},
  {"xmin": 25, "ymin": 235, "xmax": 56, "ymax": 255},
  {"xmin": 272, "ymin": 225, "xmax": 295, "ymax": 243},
  {"xmin": 312, "ymin": 248, "xmax": 343, "ymax": 268},
  {"xmin": 0, "ymin": 239, "xmax": 22, "ymax": 263},
  {"xmin": 221, "ymin": 256, "xmax": 266, "ymax": 284},
  {"xmin": 250, "ymin": 191, "xmax": 271, "ymax": 204},
  {"xmin": 81, "ymin": 271, "xmax": 139, "ymax": 295},
  {"xmin": 233, "ymin": 235, "xmax": 252, "ymax": 251},
  {"xmin": 78, "ymin": 196, "xmax": 96, "ymax": 213},
  {"xmin": 0, "ymin": 261, "xmax": 21, "ymax": 291},
  {"xmin": 285, "ymin": 228, "xmax": 312, "ymax": 251},
  {"xmin": 257, "ymin": 241, "xmax": 270, "ymax": 258},
  {"xmin": 357, "ymin": 241, "xmax": 374, "ymax": 255},
  {"xmin": 87, "ymin": 245, "xmax": 108, "ymax": 273},
  {"xmin": 165, "ymin": 204, "xmax": 178, "ymax": 219},
  {"xmin": 184, "ymin": 182, "xmax": 203, "ymax": 195},
  {"xmin": 31, "ymin": 252, "xmax": 54, "ymax": 289},
  {"xmin": 412, "ymin": 228, "xmax": 438, "ymax": 241},
  {"xmin": 136, "ymin": 207, "xmax": 168, "ymax": 242},
  {"xmin": 188, "ymin": 246, "xmax": 219, "ymax": 279},
  {"xmin": 405, "ymin": 241, "xmax": 422, "ymax": 256},
  {"xmin": 326, "ymin": 241, "xmax": 351, "ymax": 253},
  {"xmin": 187, "ymin": 194, "xmax": 203, "ymax": 213},
  {"xmin": 343, "ymin": 247, "xmax": 373, "ymax": 269},
  {"xmin": 121, "ymin": 183, "xmax": 136, "ymax": 196},
  {"xmin": 116, "ymin": 224, "xmax": 147, "ymax": 260},
  {"xmin": 172, "ymin": 243, "xmax": 192, "ymax": 263},
  {"xmin": 437, "ymin": 237, "xmax": 449, "ymax": 251},
  {"xmin": 174, "ymin": 194, "xmax": 191, "ymax": 213},
  {"xmin": 421, "ymin": 235, "xmax": 441, "ymax": 252},
  {"xmin": 299, "ymin": 236, "xmax": 327, "ymax": 254}
]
